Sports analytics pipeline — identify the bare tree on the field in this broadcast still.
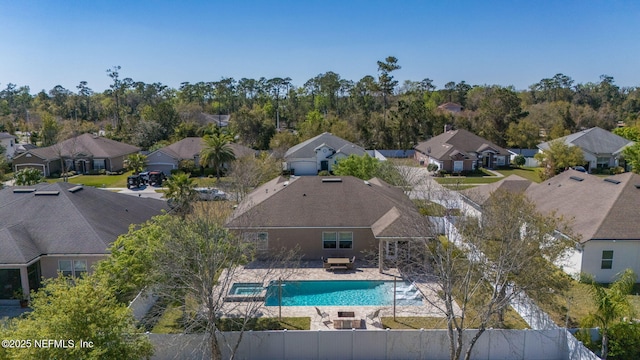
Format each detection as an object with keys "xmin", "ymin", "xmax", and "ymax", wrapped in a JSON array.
[
  {"xmin": 390, "ymin": 172, "xmax": 575, "ymax": 360},
  {"xmin": 148, "ymin": 204, "xmax": 300, "ymax": 360},
  {"xmin": 227, "ymin": 153, "xmax": 281, "ymax": 202}
]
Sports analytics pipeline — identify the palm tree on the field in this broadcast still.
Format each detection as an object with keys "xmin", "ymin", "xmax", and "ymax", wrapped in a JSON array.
[
  {"xmin": 124, "ymin": 153, "xmax": 147, "ymax": 174},
  {"xmin": 164, "ymin": 172, "xmax": 197, "ymax": 216},
  {"xmin": 581, "ymin": 269, "xmax": 637, "ymax": 359},
  {"xmin": 199, "ymin": 133, "xmax": 236, "ymax": 181}
]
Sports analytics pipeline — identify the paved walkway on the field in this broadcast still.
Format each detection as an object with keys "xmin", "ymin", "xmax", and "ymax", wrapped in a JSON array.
[
  {"xmin": 220, "ymin": 263, "xmax": 451, "ymax": 331},
  {"xmin": 101, "ymin": 185, "xmax": 167, "ymax": 200}
]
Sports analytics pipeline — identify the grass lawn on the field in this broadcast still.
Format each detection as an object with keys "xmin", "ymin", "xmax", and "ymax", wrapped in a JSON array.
[
  {"xmin": 383, "ymin": 307, "xmax": 528, "ymax": 330},
  {"xmin": 539, "ymin": 279, "xmax": 640, "ymax": 328},
  {"xmin": 151, "ymin": 304, "xmax": 310, "ymax": 333},
  {"xmin": 46, "ymin": 171, "xmax": 133, "ymax": 188},
  {"xmin": 495, "ymin": 167, "xmax": 543, "ymax": 183}
]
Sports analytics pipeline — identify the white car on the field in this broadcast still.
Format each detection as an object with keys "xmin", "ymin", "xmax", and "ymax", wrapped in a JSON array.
[{"xmin": 195, "ymin": 188, "xmax": 227, "ymax": 201}]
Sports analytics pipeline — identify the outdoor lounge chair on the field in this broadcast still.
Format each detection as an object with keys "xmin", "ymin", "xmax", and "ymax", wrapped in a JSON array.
[
  {"xmin": 315, "ymin": 306, "xmax": 331, "ymax": 326},
  {"xmin": 366, "ymin": 308, "xmax": 382, "ymax": 325}
]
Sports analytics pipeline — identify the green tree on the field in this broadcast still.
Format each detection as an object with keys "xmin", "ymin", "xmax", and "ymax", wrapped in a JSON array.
[
  {"xmin": 612, "ymin": 126, "xmax": 640, "ymax": 142},
  {"xmin": 164, "ymin": 172, "xmax": 197, "ymax": 216},
  {"xmin": 581, "ymin": 269, "xmax": 637, "ymax": 360},
  {"xmin": 40, "ymin": 112, "xmax": 60, "ymax": 147},
  {"xmin": 333, "ymin": 154, "xmax": 380, "ymax": 180},
  {"xmin": 622, "ymin": 142, "xmax": 640, "ymax": 174},
  {"xmin": 377, "ymin": 56, "xmax": 401, "ymax": 124},
  {"xmin": 505, "ymin": 119, "xmax": 540, "ymax": 149},
  {"xmin": 124, "ymin": 153, "xmax": 147, "ymax": 174},
  {"xmin": 0, "ymin": 275, "xmax": 153, "ymax": 360},
  {"xmin": 199, "ymin": 133, "xmax": 236, "ymax": 180},
  {"xmin": 412, "ymin": 192, "xmax": 574, "ymax": 360},
  {"xmin": 14, "ymin": 168, "xmax": 43, "ymax": 185},
  {"xmin": 513, "ymin": 154, "xmax": 526, "ymax": 167},
  {"xmin": 534, "ymin": 140, "xmax": 585, "ymax": 179}
]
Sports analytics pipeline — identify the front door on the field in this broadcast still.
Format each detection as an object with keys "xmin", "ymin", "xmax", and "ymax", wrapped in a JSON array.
[{"xmin": 320, "ymin": 160, "xmax": 328, "ymax": 171}]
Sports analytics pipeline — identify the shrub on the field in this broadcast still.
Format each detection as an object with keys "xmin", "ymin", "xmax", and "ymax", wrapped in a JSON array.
[
  {"xmin": 610, "ymin": 166, "xmax": 625, "ymax": 175},
  {"xmin": 436, "ymin": 169, "xmax": 448, "ymax": 177},
  {"xmin": 427, "ymin": 163, "xmax": 439, "ymax": 172},
  {"xmin": 318, "ymin": 170, "xmax": 331, "ymax": 176},
  {"xmin": 513, "ymin": 155, "xmax": 526, "ymax": 167}
]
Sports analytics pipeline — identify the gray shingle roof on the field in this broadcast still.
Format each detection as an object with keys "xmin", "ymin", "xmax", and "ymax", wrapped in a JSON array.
[
  {"xmin": 0, "ymin": 132, "xmax": 16, "ymax": 140},
  {"xmin": 0, "ymin": 182, "xmax": 168, "ymax": 264},
  {"xmin": 537, "ymin": 127, "xmax": 633, "ymax": 154},
  {"xmin": 414, "ymin": 129, "xmax": 509, "ymax": 160},
  {"xmin": 152, "ymin": 137, "xmax": 256, "ymax": 160},
  {"xmin": 460, "ymin": 175, "xmax": 534, "ymax": 207},
  {"xmin": 15, "ymin": 133, "xmax": 140, "ymax": 161},
  {"xmin": 226, "ymin": 176, "xmax": 423, "ymax": 238},
  {"xmin": 525, "ymin": 170, "xmax": 640, "ymax": 242},
  {"xmin": 285, "ymin": 133, "xmax": 366, "ymax": 159}
]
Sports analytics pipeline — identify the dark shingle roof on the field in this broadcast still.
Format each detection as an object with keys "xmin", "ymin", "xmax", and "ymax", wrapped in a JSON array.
[
  {"xmin": 0, "ymin": 183, "xmax": 167, "ymax": 264},
  {"xmin": 152, "ymin": 137, "xmax": 255, "ymax": 160},
  {"xmin": 16, "ymin": 133, "xmax": 140, "ymax": 161},
  {"xmin": 460, "ymin": 175, "xmax": 534, "ymax": 207},
  {"xmin": 414, "ymin": 129, "xmax": 509, "ymax": 160},
  {"xmin": 226, "ymin": 176, "xmax": 423, "ymax": 238},
  {"xmin": 285, "ymin": 133, "xmax": 366, "ymax": 159},
  {"xmin": 525, "ymin": 170, "xmax": 640, "ymax": 242},
  {"xmin": 537, "ymin": 127, "xmax": 633, "ymax": 155}
]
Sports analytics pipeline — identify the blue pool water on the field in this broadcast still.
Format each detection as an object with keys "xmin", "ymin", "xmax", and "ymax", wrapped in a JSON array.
[{"xmin": 264, "ymin": 280, "xmax": 422, "ymax": 306}]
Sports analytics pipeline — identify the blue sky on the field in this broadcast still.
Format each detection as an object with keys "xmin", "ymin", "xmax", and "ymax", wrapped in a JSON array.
[{"xmin": 1, "ymin": 0, "xmax": 639, "ymax": 93}]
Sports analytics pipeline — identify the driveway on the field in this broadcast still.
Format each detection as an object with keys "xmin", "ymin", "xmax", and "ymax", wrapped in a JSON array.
[{"xmin": 101, "ymin": 185, "xmax": 166, "ymax": 200}]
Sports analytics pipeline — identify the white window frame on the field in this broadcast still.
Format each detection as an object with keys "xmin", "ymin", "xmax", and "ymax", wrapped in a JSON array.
[
  {"xmin": 322, "ymin": 231, "xmax": 353, "ymax": 250},
  {"xmin": 58, "ymin": 260, "xmax": 87, "ymax": 277},
  {"xmin": 243, "ymin": 232, "xmax": 269, "ymax": 252},
  {"xmin": 601, "ymin": 250, "xmax": 613, "ymax": 269}
]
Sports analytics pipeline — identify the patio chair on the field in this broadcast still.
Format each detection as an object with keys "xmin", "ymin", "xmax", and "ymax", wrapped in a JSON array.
[
  {"xmin": 315, "ymin": 306, "xmax": 332, "ymax": 326},
  {"xmin": 366, "ymin": 308, "xmax": 382, "ymax": 325}
]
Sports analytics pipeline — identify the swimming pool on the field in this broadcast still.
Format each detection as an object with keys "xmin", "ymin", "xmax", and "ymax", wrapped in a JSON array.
[{"xmin": 264, "ymin": 280, "xmax": 422, "ymax": 306}]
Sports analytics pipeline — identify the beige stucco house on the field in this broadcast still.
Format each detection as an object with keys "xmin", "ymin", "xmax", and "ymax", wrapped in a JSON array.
[{"xmin": 0, "ymin": 182, "xmax": 167, "ymax": 304}]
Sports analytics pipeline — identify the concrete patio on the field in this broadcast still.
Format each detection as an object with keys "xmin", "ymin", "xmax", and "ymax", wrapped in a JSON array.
[{"xmin": 220, "ymin": 262, "xmax": 450, "ymax": 331}]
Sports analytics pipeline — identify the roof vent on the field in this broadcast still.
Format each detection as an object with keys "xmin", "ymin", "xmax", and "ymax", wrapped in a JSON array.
[
  {"xmin": 604, "ymin": 178, "xmax": 621, "ymax": 185},
  {"xmin": 68, "ymin": 185, "xmax": 84, "ymax": 193},
  {"xmin": 321, "ymin": 178, "xmax": 342, "ymax": 183},
  {"xmin": 34, "ymin": 191, "xmax": 60, "ymax": 196},
  {"xmin": 635, "ymin": 184, "xmax": 640, "ymax": 189},
  {"xmin": 569, "ymin": 176, "xmax": 584, "ymax": 182},
  {"xmin": 364, "ymin": 180, "xmax": 371, "ymax": 186},
  {"xmin": 13, "ymin": 188, "xmax": 36, "ymax": 193},
  {"xmin": 283, "ymin": 181, "xmax": 289, "ymax": 187}
]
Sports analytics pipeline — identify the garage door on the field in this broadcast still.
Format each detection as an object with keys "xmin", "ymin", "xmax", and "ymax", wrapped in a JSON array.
[
  {"xmin": 290, "ymin": 161, "xmax": 317, "ymax": 176},
  {"xmin": 146, "ymin": 163, "xmax": 175, "ymax": 176}
]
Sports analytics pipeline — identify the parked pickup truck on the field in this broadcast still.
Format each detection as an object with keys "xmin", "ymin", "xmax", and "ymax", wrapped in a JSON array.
[{"xmin": 195, "ymin": 187, "xmax": 227, "ymax": 201}]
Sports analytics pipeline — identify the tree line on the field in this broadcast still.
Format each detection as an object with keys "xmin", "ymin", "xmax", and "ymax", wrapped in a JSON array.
[{"xmin": 2, "ymin": 58, "xmax": 640, "ymax": 152}]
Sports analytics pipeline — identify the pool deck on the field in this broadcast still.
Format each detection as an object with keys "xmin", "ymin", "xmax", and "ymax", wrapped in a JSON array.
[{"xmin": 220, "ymin": 262, "xmax": 452, "ymax": 331}]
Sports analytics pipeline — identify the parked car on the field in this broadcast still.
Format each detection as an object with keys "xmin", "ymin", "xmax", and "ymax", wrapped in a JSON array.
[
  {"xmin": 127, "ymin": 174, "xmax": 144, "ymax": 189},
  {"xmin": 572, "ymin": 166, "xmax": 587, "ymax": 173},
  {"xmin": 148, "ymin": 171, "xmax": 165, "ymax": 186},
  {"xmin": 195, "ymin": 187, "xmax": 227, "ymax": 201},
  {"xmin": 138, "ymin": 171, "xmax": 150, "ymax": 184}
]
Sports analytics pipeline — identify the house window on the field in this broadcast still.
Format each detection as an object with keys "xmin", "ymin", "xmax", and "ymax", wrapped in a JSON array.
[
  {"xmin": 93, "ymin": 159, "xmax": 106, "ymax": 170},
  {"xmin": 58, "ymin": 260, "xmax": 87, "ymax": 277},
  {"xmin": 453, "ymin": 161, "xmax": 463, "ymax": 172},
  {"xmin": 323, "ymin": 232, "xmax": 353, "ymax": 249},
  {"xmin": 596, "ymin": 157, "xmax": 609, "ymax": 168},
  {"xmin": 601, "ymin": 250, "xmax": 613, "ymax": 269},
  {"xmin": 338, "ymin": 232, "xmax": 353, "ymax": 249},
  {"xmin": 243, "ymin": 232, "xmax": 269, "ymax": 251},
  {"xmin": 322, "ymin": 232, "xmax": 337, "ymax": 249}
]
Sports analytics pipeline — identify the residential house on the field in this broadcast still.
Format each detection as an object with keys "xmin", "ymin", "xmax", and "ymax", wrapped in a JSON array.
[
  {"xmin": 525, "ymin": 170, "xmax": 640, "ymax": 283},
  {"xmin": 12, "ymin": 133, "xmax": 140, "ymax": 176},
  {"xmin": 458, "ymin": 170, "xmax": 640, "ymax": 283},
  {"xmin": 459, "ymin": 175, "xmax": 535, "ymax": 219},
  {"xmin": 225, "ymin": 176, "xmax": 424, "ymax": 271},
  {"xmin": 146, "ymin": 137, "xmax": 256, "ymax": 175},
  {"xmin": 537, "ymin": 127, "xmax": 633, "ymax": 172},
  {"xmin": 0, "ymin": 132, "xmax": 17, "ymax": 160},
  {"xmin": 284, "ymin": 132, "xmax": 385, "ymax": 176},
  {"xmin": 0, "ymin": 182, "xmax": 167, "ymax": 303},
  {"xmin": 414, "ymin": 129, "xmax": 510, "ymax": 172}
]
